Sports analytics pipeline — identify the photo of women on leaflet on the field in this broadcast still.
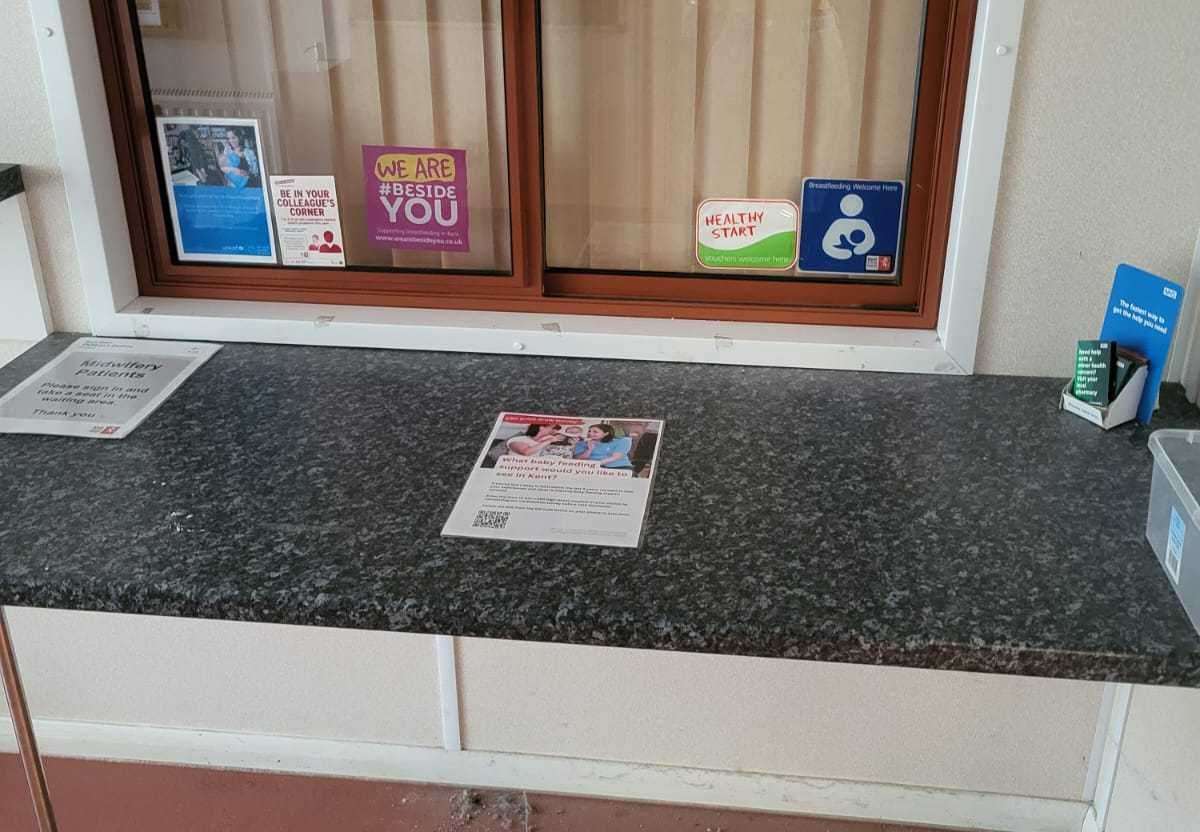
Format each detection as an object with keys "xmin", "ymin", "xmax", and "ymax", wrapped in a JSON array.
[
  {"xmin": 508, "ymin": 422, "xmax": 575, "ymax": 459},
  {"xmin": 573, "ymin": 423, "xmax": 633, "ymax": 469},
  {"xmin": 480, "ymin": 417, "xmax": 661, "ymax": 477},
  {"xmin": 482, "ymin": 421, "xmax": 569, "ymax": 468}
]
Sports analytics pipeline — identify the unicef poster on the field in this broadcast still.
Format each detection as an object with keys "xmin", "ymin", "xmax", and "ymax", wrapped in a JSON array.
[
  {"xmin": 362, "ymin": 145, "xmax": 469, "ymax": 252},
  {"xmin": 156, "ymin": 116, "xmax": 277, "ymax": 264}
]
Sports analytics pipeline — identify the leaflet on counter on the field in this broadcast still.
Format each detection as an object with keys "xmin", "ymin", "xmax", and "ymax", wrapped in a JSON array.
[
  {"xmin": 0, "ymin": 338, "xmax": 221, "ymax": 439},
  {"xmin": 442, "ymin": 413, "xmax": 665, "ymax": 548}
]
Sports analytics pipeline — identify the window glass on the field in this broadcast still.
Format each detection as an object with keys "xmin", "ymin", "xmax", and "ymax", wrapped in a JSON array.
[
  {"xmin": 105, "ymin": 0, "xmax": 969, "ymax": 324},
  {"xmin": 140, "ymin": 0, "xmax": 512, "ymax": 272},
  {"xmin": 540, "ymin": 0, "xmax": 925, "ymax": 278}
]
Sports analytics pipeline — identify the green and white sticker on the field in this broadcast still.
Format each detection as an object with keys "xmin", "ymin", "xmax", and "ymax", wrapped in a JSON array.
[{"xmin": 695, "ymin": 199, "xmax": 799, "ymax": 271}]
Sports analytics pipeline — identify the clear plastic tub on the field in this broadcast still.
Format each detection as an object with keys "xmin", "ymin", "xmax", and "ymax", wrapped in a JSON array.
[{"xmin": 1147, "ymin": 430, "xmax": 1200, "ymax": 635}]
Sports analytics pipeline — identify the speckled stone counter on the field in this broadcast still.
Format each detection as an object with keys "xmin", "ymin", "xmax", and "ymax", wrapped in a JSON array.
[{"xmin": 3, "ymin": 334, "xmax": 1200, "ymax": 686}]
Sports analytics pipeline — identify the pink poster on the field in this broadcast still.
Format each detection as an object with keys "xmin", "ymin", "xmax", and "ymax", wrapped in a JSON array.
[{"xmin": 362, "ymin": 145, "xmax": 469, "ymax": 252}]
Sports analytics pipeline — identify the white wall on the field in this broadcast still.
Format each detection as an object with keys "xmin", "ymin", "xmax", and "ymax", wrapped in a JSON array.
[
  {"xmin": 457, "ymin": 637, "xmax": 1100, "ymax": 799},
  {"xmin": 4, "ymin": 609, "xmax": 443, "ymax": 748},
  {"xmin": 1105, "ymin": 685, "xmax": 1200, "ymax": 832},
  {"xmin": 0, "ymin": 0, "xmax": 84, "ymax": 335},
  {"xmin": 976, "ymin": 0, "xmax": 1200, "ymax": 376},
  {"xmin": 0, "ymin": 341, "xmax": 33, "ymax": 367}
]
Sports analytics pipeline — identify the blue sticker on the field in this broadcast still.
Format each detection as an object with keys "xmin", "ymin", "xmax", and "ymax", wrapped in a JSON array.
[
  {"xmin": 173, "ymin": 185, "xmax": 274, "ymax": 258},
  {"xmin": 798, "ymin": 179, "xmax": 904, "ymax": 276},
  {"xmin": 1099, "ymin": 264, "xmax": 1185, "ymax": 424},
  {"xmin": 1167, "ymin": 506, "xmax": 1185, "ymax": 584}
]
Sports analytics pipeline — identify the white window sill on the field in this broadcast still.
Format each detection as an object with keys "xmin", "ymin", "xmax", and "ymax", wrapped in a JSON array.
[{"xmin": 98, "ymin": 296, "xmax": 964, "ymax": 373}]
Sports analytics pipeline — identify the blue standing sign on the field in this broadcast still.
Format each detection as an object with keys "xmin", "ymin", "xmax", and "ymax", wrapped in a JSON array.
[
  {"xmin": 798, "ymin": 178, "xmax": 904, "ymax": 276},
  {"xmin": 1099, "ymin": 263, "xmax": 1185, "ymax": 424}
]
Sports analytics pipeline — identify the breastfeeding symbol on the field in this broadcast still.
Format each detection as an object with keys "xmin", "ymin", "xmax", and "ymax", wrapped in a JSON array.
[{"xmin": 820, "ymin": 194, "xmax": 875, "ymax": 261}]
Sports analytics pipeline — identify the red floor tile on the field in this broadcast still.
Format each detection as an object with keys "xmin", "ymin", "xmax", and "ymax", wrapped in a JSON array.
[
  {"xmin": 0, "ymin": 754, "xmax": 966, "ymax": 832},
  {"xmin": 0, "ymin": 753, "xmax": 38, "ymax": 831}
]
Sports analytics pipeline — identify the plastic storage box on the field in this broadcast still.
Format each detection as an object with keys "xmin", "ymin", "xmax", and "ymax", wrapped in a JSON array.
[{"xmin": 1147, "ymin": 430, "xmax": 1200, "ymax": 635}]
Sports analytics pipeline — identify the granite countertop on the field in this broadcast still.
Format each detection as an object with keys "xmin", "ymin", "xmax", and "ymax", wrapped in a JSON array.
[
  {"xmin": 3, "ymin": 334, "xmax": 1200, "ymax": 686},
  {"xmin": 0, "ymin": 164, "xmax": 25, "ymax": 203}
]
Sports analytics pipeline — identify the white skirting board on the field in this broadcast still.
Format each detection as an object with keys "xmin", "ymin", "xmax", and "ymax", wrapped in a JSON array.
[{"xmin": 0, "ymin": 719, "xmax": 1088, "ymax": 832}]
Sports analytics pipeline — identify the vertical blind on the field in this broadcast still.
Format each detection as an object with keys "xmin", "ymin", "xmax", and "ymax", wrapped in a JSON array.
[
  {"xmin": 144, "ymin": 0, "xmax": 512, "ymax": 272},
  {"xmin": 540, "ymin": 0, "xmax": 924, "ymax": 273},
  {"xmin": 142, "ymin": 0, "xmax": 922, "ymax": 277}
]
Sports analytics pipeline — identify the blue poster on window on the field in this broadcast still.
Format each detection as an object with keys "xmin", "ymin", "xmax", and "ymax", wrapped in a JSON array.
[
  {"xmin": 1099, "ymin": 263, "xmax": 1185, "ymax": 424},
  {"xmin": 798, "ymin": 178, "xmax": 904, "ymax": 276},
  {"xmin": 156, "ymin": 116, "xmax": 277, "ymax": 264}
]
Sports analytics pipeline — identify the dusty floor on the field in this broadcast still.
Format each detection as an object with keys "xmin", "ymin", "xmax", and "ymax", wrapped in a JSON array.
[{"xmin": 1, "ymin": 754, "xmax": 963, "ymax": 831}]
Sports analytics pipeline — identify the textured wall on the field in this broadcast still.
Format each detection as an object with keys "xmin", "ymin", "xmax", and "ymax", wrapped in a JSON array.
[
  {"xmin": 0, "ymin": 0, "xmax": 86, "ymax": 334},
  {"xmin": 976, "ymin": 0, "xmax": 1200, "ymax": 376}
]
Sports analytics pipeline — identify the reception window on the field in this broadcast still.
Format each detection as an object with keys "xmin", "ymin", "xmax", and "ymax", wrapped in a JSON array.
[{"xmin": 94, "ymin": 0, "xmax": 976, "ymax": 326}]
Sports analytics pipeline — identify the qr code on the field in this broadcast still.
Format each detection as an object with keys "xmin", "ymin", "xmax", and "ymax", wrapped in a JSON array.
[{"xmin": 473, "ymin": 510, "xmax": 511, "ymax": 530}]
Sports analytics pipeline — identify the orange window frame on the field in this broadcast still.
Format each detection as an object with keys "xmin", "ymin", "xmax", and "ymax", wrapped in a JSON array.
[{"xmin": 91, "ymin": 0, "xmax": 977, "ymax": 329}]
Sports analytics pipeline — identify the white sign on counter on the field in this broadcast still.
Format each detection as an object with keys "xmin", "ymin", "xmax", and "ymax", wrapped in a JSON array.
[
  {"xmin": 0, "ymin": 338, "xmax": 221, "ymax": 439},
  {"xmin": 443, "ymin": 413, "xmax": 665, "ymax": 548}
]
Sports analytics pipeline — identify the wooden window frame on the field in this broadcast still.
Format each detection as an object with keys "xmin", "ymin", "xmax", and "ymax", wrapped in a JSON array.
[{"xmin": 91, "ymin": 0, "xmax": 977, "ymax": 330}]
